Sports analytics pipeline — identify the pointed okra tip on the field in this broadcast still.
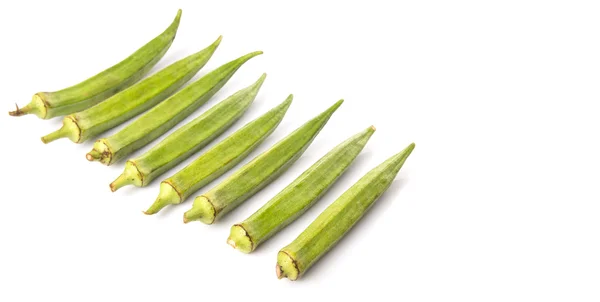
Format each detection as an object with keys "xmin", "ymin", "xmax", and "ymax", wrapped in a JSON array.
[
  {"xmin": 254, "ymin": 73, "xmax": 267, "ymax": 87},
  {"xmin": 212, "ymin": 35, "xmax": 223, "ymax": 48},
  {"xmin": 242, "ymin": 50, "xmax": 264, "ymax": 61},
  {"xmin": 323, "ymin": 99, "xmax": 344, "ymax": 116},
  {"xmin": 173, "ymin": 9, "xmax": 183, "ymax": 24}
]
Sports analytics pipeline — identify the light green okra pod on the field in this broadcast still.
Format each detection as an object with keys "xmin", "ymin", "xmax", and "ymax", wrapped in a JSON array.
[
  {"xmin": 110, "ymin": 73, "xmax": 267, "ymax": 193},
  {"xmin": 144, "ymin": 96, "xmax": 293, "ymax": 215},
  {"xmin": 183, "ymin": 99, "xmax": 344, "ymax": 225},
  {"xmin": 40, "ymin": 36, "xmax": 221, "ymax": 144},
  {"xmin": 228, "ymin": 126, "xmax": 375, "ymax": 253},
  {"xmin": 276, "ymin": 143, "xmax": 415, "ymax": 281},
  {"xmin": 10, "ymin": 10, "xmax": 182, "ymax": 119},
  {"xmin": 86, "ymin": 50, "xmax": 262, "ymax": 166}
]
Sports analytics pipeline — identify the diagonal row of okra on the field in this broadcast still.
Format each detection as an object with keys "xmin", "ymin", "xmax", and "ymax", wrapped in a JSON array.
[{"xmin": 11, "ymin": 9, "xmax": 415, "ymax": 280}]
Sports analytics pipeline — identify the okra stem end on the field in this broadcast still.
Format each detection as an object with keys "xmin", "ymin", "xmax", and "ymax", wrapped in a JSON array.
[
  {"xmin": 276, "ymin": 251, "xmax": 299, "ymax": 280},
  {"xmin": 9, "ymin": 94, "xmax": 47, "ymax": 118},
  {"xmin": 41, "ymin": 117, "xmax": 81, "ymax": 144},
  {"xmin": 183, "ymin": 196, "xmax": 215, "ymax": 224},
  {"xmin": 110, "ymin": 161, "xmax": 144, "ymax": 192},
  {"xmin": 227, "ymin": 224, "xmax": 253, "ymax": 253},
  {"xmin": 86, "ymin": 150, "xmax": 102, "ymax": 162},
  {"xmin": 144, "ymin": 182, "xmax": 181, "ymax": 215}
]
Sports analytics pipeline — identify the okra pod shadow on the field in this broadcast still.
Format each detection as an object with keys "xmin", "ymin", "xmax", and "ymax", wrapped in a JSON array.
[{"xmin": 296, "ymin": 179, "xmax": 408, "ymax": 281}]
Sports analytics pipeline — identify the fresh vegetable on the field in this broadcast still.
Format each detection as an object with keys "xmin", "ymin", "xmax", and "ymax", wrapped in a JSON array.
[
  {"xmin": 228, "ymin": 126, "xmax": 375, "ymax": 253},
  {"xmin": 183, "ymin": 100, "xmax": 343, "ymax": 225},
  {"xmin": 143, "ymin": 96, "xmax": 292, "ymax": 215},
  {"xmin": 41, "ymin": 36, "xmax": 221, "ymax": 144},
  {"xmin": 276, "ymin": 143, "xmax": 415, "ymax": 280},
  {"xmin": 87, "ymin": 50, "xmax": 261, "ymax": 165},
  {"xmin": 10, "ymin": 10, "xmax": 182, "ymax": 119}
]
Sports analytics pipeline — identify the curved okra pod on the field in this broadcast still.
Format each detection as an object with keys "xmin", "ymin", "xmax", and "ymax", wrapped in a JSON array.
[
  {"xmin": 41, "ymin": 36, "xmax": 222, "ymax": 144},
  {"xmin": 87, "ymin": 52, "xmax": 263, "ymax": 166},
  {"xmin": 276, "ymin": 143, "xmax": 415, "ymax": 281},
  {"xmin": 183, "ymin": 99, "xmax": 343, "ymax": 225},
  {"xmin": 228, "ymin": 126, "xmax": 375, "ymax": 253},
  {"xmin": 110, "ymin": 74, "xmax": 267, "ymax": 192},
  {"xmin": 10, "ymin": 10, "xmax": 182, "ymax": 119},
  {"xmin": 143, "ymin": 96, "xmax": 293, "ymax": 215}
]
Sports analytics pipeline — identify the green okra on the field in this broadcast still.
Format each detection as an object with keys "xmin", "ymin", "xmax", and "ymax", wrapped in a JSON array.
[
  {"xmin": 228, "ymin": 126, "xmax": 375, "ymax": 253},
  {"xmin": 143, "ymin": 96, "xmax": 293, "ymax": 215},
  {"xmin": 110, "ymin": 73, "xmax": 267, "ymax": 192},
  {"xmin": 10, "ymin": 10, "xmax": 182, "ymax": 119},
  {"xmin": 40, "ymin": 36, "xmax": 221, "ymax": 144},
  {"xmin": 87, "ymin": 51, "xmax": 262, "ymax": 166},
  {"xmin": 183, "ymin": 99, "xmax": 343, "ymax": 225},
  {"xmin": 276, "ymin": 143, "xmax": 415, "ymax": 281}
]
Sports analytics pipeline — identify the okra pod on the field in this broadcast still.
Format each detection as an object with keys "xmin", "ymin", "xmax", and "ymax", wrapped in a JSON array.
[
  {"xmin": 183, "ymin": 100, "xmax": 343, "ymax": 225},
  {"xmin": 87, "ymin": 51, "xmax": 262, "ymax": 165},
  {"xmin": 143, "ymin": 96, "xmax": 292, "ymax": 215},
  {"xmin": 41, "ymin": 36, "xmax": 221, "ymax": 144},
  {"xmin": 110, "ymin": 73, "xmax": 267, "ymax": 192},
  {"xmin": 276, "ymin": 143, "xmax": 415, "ymax": 280},
  {"xmin": 228, "ymin": 126, "xmax": 375, "ymax": 253},
  {"xmin": 10, "ymin": 10, "xmax": 182, "ymax": 119}
]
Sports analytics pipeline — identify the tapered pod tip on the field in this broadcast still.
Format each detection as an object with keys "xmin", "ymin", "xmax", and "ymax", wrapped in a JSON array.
[
  {"xmin": 276, "ymin": 251, "xmax": 300, "ymax": 281},
  {"xmin": 183, "ymin": 196, "xmax": 216, "ymax": 224},
  {"xmin": 370, "ymin": 125, "xmax": 376, "ymax": 131},
  {"xmin": 227, "ymin": 224, "xmax": 253, "ymax": 253},
  {"xmin": 213, "ymin": 35, "xmax": 223, "ymax": 46}
]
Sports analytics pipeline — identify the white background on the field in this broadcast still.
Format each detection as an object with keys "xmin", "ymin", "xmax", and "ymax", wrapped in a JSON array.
[{"xmin": 1, "ymin": 0, "xmax": 599, "ymax": 301}]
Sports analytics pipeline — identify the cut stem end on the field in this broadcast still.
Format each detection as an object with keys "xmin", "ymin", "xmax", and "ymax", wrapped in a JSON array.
[{"xmin": 183, "ymin": 196, "xmax": 215, "ymax": 224}]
